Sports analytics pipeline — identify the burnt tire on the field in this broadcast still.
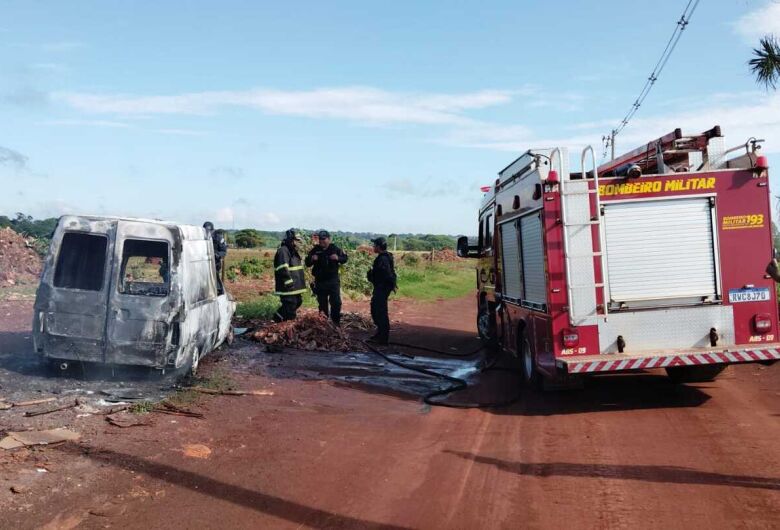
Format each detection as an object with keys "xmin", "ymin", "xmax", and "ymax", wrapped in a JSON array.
[
  {"xmin": 666, "ymin": 364, "xmax": 727, "ymax": 384},
  {"xmin": 519, "ymin": 335, "xmax": 542, "ymax": 390},
  {"xmin": 188, "ymin": 348, "xmax": 200, "ymax": 377}
]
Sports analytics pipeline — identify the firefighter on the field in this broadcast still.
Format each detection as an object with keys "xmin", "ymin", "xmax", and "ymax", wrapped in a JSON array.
[
  {"xmin": 273, "ymin": 229, "xmax": 306, "ymax": 322},
  {"xmin": 305, "ymin": 230, "xmax": 348, "ymax": 326},
  {"xmin": 203, "ymin": 221, "xmax": 228, "ymax": 294},
  {"xmin": 766, "ymin": 257, "xmax": 780, "ymax": 283},
  {"xmin": 367, "ymin": 236, "xmax": 397, "ymax": 345}
]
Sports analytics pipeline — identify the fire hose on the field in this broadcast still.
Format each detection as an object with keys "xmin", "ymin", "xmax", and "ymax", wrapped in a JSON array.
[{"xmin": 361, "ymin": 340, "xmax": 523, "ymax": 409}]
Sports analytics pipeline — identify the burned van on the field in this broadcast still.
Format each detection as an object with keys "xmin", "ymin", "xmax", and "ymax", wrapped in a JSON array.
[{"xmin": 32, "ymin": 216, "xmax": 235, "ymax": 373}]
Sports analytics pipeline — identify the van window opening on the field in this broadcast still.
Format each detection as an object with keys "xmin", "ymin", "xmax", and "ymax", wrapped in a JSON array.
[
  {"xmin": 485, "ymin": 214, "xmax": 493, "ymax": 248},
  {"xmin": 120, "ymin": 239, "xmax": 170, "ymax": 297},
  {"xmin": 53, "ymin": 232, "xmax": 108, "ymax": 291}
]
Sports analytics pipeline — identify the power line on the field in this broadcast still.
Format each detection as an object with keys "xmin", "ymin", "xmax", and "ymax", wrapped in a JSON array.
[{"xmin": 602, "ymin": 0, "xmax": 701, "ymax": 159}]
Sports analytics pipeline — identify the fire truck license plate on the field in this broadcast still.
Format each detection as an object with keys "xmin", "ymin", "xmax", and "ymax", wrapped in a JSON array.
[{"xmin": 728, "ymin": 288, "xmax": 771, "ymax": 303}]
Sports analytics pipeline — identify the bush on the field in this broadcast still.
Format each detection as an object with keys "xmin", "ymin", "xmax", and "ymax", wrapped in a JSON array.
[
  {"xmin": 237, "ymin": 257, "xmax": 268, "ymax": 278},
  {"xmin": 402, "ymin": 253, "xmax": 420, "ymax": 266},
  {"xmin": 234, "ymin": 229, "xmax": 264, "ymax": 248},
  {"xmin": 338, "ymin": 249, "xmax": 374, "ymax": 297},
  {"xmin": 237, "ymin": 295, "xmax": 279, "ymax": 320}
]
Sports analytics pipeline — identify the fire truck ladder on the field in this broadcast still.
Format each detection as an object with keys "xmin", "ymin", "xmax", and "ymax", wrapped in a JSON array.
[{"xmin": 556, "ymin": 146, "xmax": 609, "ymax": 326}]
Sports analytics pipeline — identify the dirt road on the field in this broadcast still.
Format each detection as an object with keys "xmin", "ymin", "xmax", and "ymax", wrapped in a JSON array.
[{"xmin": 1, "ymin": 295, "xmax": 779, "ymax": 529}]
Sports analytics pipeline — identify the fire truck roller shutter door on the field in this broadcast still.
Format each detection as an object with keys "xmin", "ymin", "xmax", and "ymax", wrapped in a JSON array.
[
  {"xmin": 500, "ymin": 220, "xmax": 523, "ymax": 301},
  {"xmin": 520, "ymin": 212, "xmax": 546, "ymax": 308},
  {"xmin": 603, "ymin": 197, "xmax": 718, "ymax": 304}
]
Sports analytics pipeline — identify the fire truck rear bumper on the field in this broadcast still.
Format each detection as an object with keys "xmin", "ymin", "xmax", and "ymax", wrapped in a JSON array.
[{"xmin": 557, "ymin": 345, "xmax": 780, "ymax": 374}]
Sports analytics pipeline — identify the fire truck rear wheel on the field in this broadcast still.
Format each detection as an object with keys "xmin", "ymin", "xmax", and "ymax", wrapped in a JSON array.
[
  {"xmin": 520, "ymin": 336, "xmax": 542, "ymax": 389},
  {"xmin": 477, "ymin": 305, "xmax": 498, "ymax": 351},
  {"xmin": 665, "ymin": 364, "xmax": 727, "ymax": 384}
]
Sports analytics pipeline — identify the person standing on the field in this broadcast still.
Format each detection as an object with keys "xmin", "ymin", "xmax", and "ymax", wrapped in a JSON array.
[
  {"xmin": 367, "ymin": 236, "xmax": 396, "ymax": 345},
  {"xmin": 203, "ymin": 221, "xmax": 228, "ymax": 294},
  {"xmin": 273, "ymin": 229, "xmax": 306, "ymax": 322},
  {"xmin": 305, "ymin": 230, "xmax": 348, "ymax": 326}
]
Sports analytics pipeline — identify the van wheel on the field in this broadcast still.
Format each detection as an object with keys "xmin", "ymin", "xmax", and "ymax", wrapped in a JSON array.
[
  {"xmin": 666, "ymin": 365, "xmax": 727, "ymax": 384},
  {"xmin": 226, "ymin": 327, "xmax": 235, "ymax": 346},
  {"xmin": 520, "ymin": 335, "xmax": 542, "ymax": 389}
]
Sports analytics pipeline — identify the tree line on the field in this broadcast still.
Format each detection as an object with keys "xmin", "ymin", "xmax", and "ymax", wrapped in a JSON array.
[{"xmin": 0, "ymin": 214, "xmax": 460, "ymax": 252}]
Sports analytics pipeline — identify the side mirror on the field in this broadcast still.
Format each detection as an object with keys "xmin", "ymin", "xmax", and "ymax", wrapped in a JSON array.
[
  {"xmin": 456, "ymin": 236, "xmax": 479, "ymax": 258},
  {"xmin": 457, "ymin": 236, "xmax": 469, "ymax": 258}
]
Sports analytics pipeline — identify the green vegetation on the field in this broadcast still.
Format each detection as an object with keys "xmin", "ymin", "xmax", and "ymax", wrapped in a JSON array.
[
  {"xmin": 129, "ymin": 401, "xmax": 155, "ymax": 414},
  {"xmin": 236, "ymin": 292, "xmax": 318, "ymax": 320},
  {"xmin": 236, "ymin": 294, "xmax": 280, "ymax": 320},
  {"xmin": 338, "ymin": 250, "xmax": 374, "ymax": 297},
  {"xmin": 0, "ymin": 213, "xmax": 58, "ymax": 256},
  {"xmin": 222, "ymin": 229, "xmax": 462, "ymax": 252},
  {"xmin": 395, "ymin": 261, "xmax": 474, "ymax": 301},
  {"xmin": 237, "ymin": 257, "xmax": 269, "ymax": 278},
  {"xmin": 750, "ymin": 35, "xmax": 780, "ymax": 90},
  {"xmin": 234, "ymin": 228, "xmax": 264, "ymax": 248}
]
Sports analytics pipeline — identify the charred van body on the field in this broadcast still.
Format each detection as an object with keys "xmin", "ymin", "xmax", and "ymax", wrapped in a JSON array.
[{"xmin": 32, "ymin": 216, "xmax": 235, "ymax": 372}]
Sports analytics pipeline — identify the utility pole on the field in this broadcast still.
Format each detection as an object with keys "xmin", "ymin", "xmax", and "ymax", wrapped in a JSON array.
[{"xmin": 611, "ymin": 129, "xmax": 616, "ymax": 161}]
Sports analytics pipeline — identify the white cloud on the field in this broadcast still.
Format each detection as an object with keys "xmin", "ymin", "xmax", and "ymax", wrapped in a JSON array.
[
  {"xmin": 154, "ymin": 128, "xmax": 207, "ymax": 136},
  {"xmin": 214, "ymin": 207, "xmax": 235, "ymax": 224},
  {"xmin": 29, "ymin": 62, "xmax": 69, "ymax": 74},
  {"xmin": 734, "ymin": 2, "xmax": 780, "ymax": 42},
  {"xmin": 260, "ymin": 212, "xmax": 281, "ymax": 224},
  {"xmin": 54, "ymin": 86, "xmax": 519, "ymax": 126},
  {"xmin": 209, "ymin": 166, "xmax": 245, "ymax": 179},
  {"xmin": 45, "ymin": 119, "xmax": 131, "ymax": 128},
  {"xmin": 41, "ymin": 41, "xmax": 84, "ymax": 53},
  {"xmin": 444, "ymin": 91, "xmax": 780, "ymax": 160},
  {"xmin": 0, "ymin": 146, "xmax": 29, "ymax": 171}
]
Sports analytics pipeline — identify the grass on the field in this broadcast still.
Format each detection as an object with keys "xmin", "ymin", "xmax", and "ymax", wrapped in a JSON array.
[
  {"xmin": 236, "ymin": 292, "xmax": 317, "ymax": 320},
  {"xmin": 128, "ymin": 368, "xmax": 238, "ymax": 414},
  {"xmin": 0, "ymin": 284, "xmax": 37, "ymax": 301},
  {"xmin": 395, "ymin": 261, "xmax": 475, "ymax": 301}
]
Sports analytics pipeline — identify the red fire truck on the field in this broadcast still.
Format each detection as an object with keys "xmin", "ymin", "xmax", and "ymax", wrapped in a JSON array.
[{"xmin": 457, "ymin": 126, "xmax": 779, "ymax": 386}]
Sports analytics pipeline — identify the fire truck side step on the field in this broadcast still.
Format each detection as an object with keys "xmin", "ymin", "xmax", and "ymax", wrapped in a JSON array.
[
  {"xmin": 561, "ymin": 189, "xmax": 599, "ymax": 196},
  {"xmin": 564, "ymin": 221, "xmax": 601, "ymax": 227}
]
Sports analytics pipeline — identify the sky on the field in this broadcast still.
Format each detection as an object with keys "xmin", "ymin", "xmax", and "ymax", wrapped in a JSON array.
[{"xmin": 2, "ymin": 0, "xmax": 780, "ymax": 235}]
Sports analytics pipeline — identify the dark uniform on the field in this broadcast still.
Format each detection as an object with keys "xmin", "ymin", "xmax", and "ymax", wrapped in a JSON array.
[
  {"xmin": 273, "ymin": 230, "xmax": 306, "ymax": 321},
  {"xmin": 212, "ymin": 230, "xmax": 228, "ymax": 294},
  {"xmin": 305, "ymin": 234, "xmax": 348, "ymax": 325},
  {"xmin": 367, "ymin": 237, "xmax": 396, "ymax": 344}
]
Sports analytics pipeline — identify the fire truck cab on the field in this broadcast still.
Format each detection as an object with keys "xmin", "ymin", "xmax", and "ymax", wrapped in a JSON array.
[{"xmin": 459, "ymin": 126, "xmax": 779, "ymax": 386}]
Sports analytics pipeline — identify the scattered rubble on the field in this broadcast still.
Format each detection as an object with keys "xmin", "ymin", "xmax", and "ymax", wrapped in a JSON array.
[
  {"xmin": 24, "ymin": 401, "xmax": 78, "ymax": 417},
  {"xmin": 11, "ymin": 397, "xmax": 56, "ymax": 408},
  {"xmin": 105, "ymin": 412, "xmax": 152, "ymax": 428},
  {"xmin": 0, "ymin": 227, "xmax": 43, "ymax": 286},
  {"xmin": 250, "ymin": 310, "xmax": 373, "ymax": 352},
  {"xmin": 0, "ymin": 428, "xmax": 80, "ymax": 450}
]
